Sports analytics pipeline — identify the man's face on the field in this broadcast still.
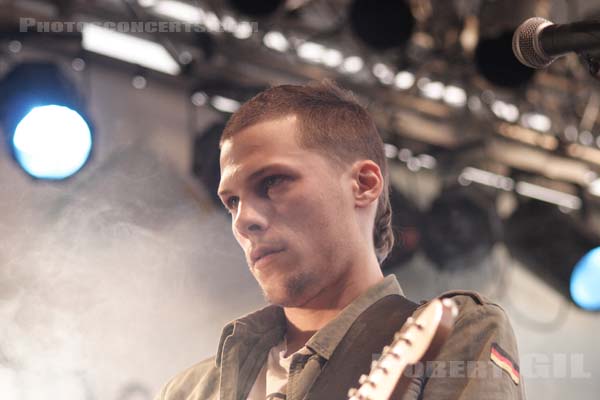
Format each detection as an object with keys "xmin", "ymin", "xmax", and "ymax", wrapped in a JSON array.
[{"xmin": 218, "ymin": 115, "xmax": 357, "ymax": 307}]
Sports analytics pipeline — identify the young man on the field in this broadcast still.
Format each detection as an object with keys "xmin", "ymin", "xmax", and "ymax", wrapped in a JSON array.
[{"xmin": 155, "ymin": 81, "xmax": 524, "ymax": 400}]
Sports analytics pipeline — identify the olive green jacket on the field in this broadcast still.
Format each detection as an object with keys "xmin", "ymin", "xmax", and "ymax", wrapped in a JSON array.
[{"xmin": 155, "ymin": 275, "xmax": 525, "ymax": 400}]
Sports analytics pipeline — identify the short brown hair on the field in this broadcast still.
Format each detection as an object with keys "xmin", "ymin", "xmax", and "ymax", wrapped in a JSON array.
[{"xmin": 220, "ymin": 80, "xmax": 393, "ymax": 264}]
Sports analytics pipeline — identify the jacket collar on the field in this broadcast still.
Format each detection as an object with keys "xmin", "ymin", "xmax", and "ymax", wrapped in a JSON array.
[
  {"xmin": 216, "ymin": 304, "xmax": 286, "ymax": 367},
  {"xmin": 215, "ymin": 274, "xmax": 404, "ymax": 366},
  {"xmin": 305, "ymin": 274, "xmax": 403, "ymax": 360}
]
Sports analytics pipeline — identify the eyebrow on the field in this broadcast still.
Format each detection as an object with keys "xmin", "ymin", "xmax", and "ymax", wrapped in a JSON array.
[{"xmin": 217, "ymin": 163, "xmax": 289, "ymax": 199}]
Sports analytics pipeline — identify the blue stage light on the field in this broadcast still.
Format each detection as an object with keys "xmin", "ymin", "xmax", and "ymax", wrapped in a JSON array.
[
  {"xmin": 0, "ymin": 62, "xmax": 93, "ymax": 180},
  {"xmin": 12, "ymin": 105, "xmax": 93, "ymax": 179},
  {"xmin": 570, "ymin": 247, "xmax": 600, "ymax": 311},
  {"xmin": 506, "ymin": 201, "xmax": 600, "ymax": 311}
]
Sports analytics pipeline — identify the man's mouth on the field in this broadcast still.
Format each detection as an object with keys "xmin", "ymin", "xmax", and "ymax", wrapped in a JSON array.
[{"xmin": 252, "ymin": 249, "xmax": 284, "ymax": 268}]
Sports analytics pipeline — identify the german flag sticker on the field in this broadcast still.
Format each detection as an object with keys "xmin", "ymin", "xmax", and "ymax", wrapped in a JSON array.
[{"xmin": 490, "ymin": 343, "xmax": 520, "ymax": 385}]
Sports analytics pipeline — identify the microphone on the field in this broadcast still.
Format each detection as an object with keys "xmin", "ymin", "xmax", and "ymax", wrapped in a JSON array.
[{"xmin": 512, "ymin": 17, "xmax": 600, "ymax": 68}]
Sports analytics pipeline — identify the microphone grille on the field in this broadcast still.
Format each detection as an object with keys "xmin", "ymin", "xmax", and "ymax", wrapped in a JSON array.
[{"xmin": 512, "ymin": 17, "xmax": 554, "ymax": 68}]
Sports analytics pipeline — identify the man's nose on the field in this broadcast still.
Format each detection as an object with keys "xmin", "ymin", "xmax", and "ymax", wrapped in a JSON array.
[{"xmin": 233, "ymin": 199, "xmax": 268, "ymax": 237}]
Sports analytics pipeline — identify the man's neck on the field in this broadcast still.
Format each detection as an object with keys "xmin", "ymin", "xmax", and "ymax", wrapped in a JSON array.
[{"xmin": 282, "ymin": 262, "xmax": 384, "ymax": 356}]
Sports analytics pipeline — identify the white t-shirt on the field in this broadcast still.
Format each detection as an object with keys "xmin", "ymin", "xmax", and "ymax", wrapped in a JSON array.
[{"xmin": 247, "ymin": 338, "xmax": 302, "ymax": 400}]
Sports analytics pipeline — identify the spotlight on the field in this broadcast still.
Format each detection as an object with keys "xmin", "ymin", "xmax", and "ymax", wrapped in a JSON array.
[
  {"xmin": 571, "ymin": 248, "xmax": 600, "ymax": 311},
  {"xmin": 475, "ymin": 30, "xmax": 536, "ymax": 88},
  {"xmin": 349, "ymin": 0, "xmax": 415, "ymax": 51},
  {"xmin": 82, "ymin": 23, "xmax": 180, "ymax": 76},
  {"xmin": 505, "ymin": 200, "xmax": 600, "ymax": 311},
  {"xmin": 228, "ymin": 0, "xmax": 284, "ymax": 17},
  {"xmin": 0, "ymin": 62, "xmax": 93, "ymax": 180},
  {"xmin": 263, "ymin": 31, "xmax": 290, "ymax": 52},
  {"xmin": 422, "ymin": 186, "xmax": 501, "ymax": 270},
  {"xmin": 340, "ymin": 56, "xmax": 364, "ymax": 74}
]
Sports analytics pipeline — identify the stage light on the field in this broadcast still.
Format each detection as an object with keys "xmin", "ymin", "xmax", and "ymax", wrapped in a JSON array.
[
  {"xmin": 505, "ymin": 200, "xmax": 600, "ymax": 310},
  {"xmin": 131, "ymin": 74, "xmax": 148, "ymax": 90},
  {"xmin": 154, "ymin": 1, "xmax": 253, "ymax": 40},
  {"xmin": 221, "ymin": 15, "xmax": 238, "ymax": 33},
  {"xmin": 321, "ymin": 49, "xmax": 343, "ymax": 68},
  {"xmin": 232, "ymin": 21, "xmax": 254, "ymax": 39},
  {"xmin": 515, "ymin": 181, "xmax": 581, "ymax": 211},
  {"xmin": 570, "ymin": 247, "xmax": 600, "ymax": 311},
  {"xmin": 589, "ymin": 178, "xmax": 600, "ymax": 197},
  {"xmin": 398, "ymin": 148, "xmax": 412, "ymax": 162},
  {"xmin": 340, "ymin": 56, "xmax": 364, "ymax": 74},
  {"xmin": 349, "ymin": 0, "xmax": 415, "ymax": 51},
  {"xmin": 0, "ymin": 62, "xmax": 93, "ymax": 180},
  {"xmin": 420, "ymin": 80, "xmax": 445, "ymax": 100},
  {"xmin": 383, "ymin": 143, "xmax": 398, "ymax": 159},
  {"xmin": 296, "ymin": 41, "xmax": 345, "ymax": 68},
  {"xmin": 191, "ymin": 91, "xmax": 208, "ymax": 107},
  {"xmin": 81, "ymin": 23, "xmax": 180, "ymax": 75},
  {"xmin": 579, "ymin": 131, "xmax": 594, "ymax": 146},
  {"xmin": 372, "ymin": 63, "xmax": 395, "ymax": 85},
  {"xmin": 468, "ymin": 96, "xmax": 483, "ymax": 112},
  {"xmin": 152, "ymin": 0, "xmax": 205, "ymax": 24},
  {"xmin": 263, "ymin": 31, "xmax": 289, "ymax": 52},
  {"xmin": 210, "ymin": 96, "xmax": 241, "ymax": 113},
  {"xmin": 138, "ymin": 0, "xmax": 157, "ymax": 7},
  {"xmin": 297, "ymin": 41, "xmax": 325, "ymax": 63},
  {"xmin": 443, "ymin": 85, "xmax": 467, "ymax": 107},
  {"xmin": 459, "ymin": 167, "xmax": 514, "ymax": 191},
  {"xmin": 563, "ymin": 125, "xmax": 579, "ymax": 142},
  {"xmin": 12, "ymin": 105, "xmax": 92, "ymax": 179},
  {"xmin": 521, "ymin": 112, "xmax": 552, "ymax": 133},
  {"xmin": 491, "ymin": 100, "xmax": 520, "ymax": 122},
  {"xmin": 394, "ymin": 71, "xmax": 415, "ymax": 90},
  {"xmin": 475, "ymin": 30, "xmax": 535, "ymax": 88},
  {"xmin": 417, "ymin": 154, "xmax": 437, "ymax": 170},
  {"xmin": 422, "ymin": 186, "xmax": 501, "ymax": 270}
]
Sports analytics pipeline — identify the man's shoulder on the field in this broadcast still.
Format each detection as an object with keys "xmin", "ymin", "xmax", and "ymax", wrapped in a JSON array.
[
  {"xmin": 403, "ymin": 290, "xmax": 525, "ymax": 399},
  {"xmin": 417, "ymin": 289, "xmax": 517, "ymax": 346},
  {"xmin": 433, "ymin": 289, "xmax": 512, "ymax": 325},
  {"xmin": 154, "ymin": 356, "xmax": 220, "ymax": 400},
  {"xmin": 434, "ymin": 289, "xmax": 491, "ymax": 306}
]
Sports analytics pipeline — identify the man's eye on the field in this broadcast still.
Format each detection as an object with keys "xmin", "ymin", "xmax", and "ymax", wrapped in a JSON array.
[
  {"xmin": 225, "ymin": 197, "xmax": 238, "ymax": 210},
  {"xmin": 263, "ymin": 175, "xmax": 286, "ymax": 190}
]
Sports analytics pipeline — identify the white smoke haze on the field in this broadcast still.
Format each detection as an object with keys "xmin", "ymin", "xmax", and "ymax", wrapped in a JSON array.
[{"xmin": 0, "ymin": 142, "xmax": 261, "ymax": 399}]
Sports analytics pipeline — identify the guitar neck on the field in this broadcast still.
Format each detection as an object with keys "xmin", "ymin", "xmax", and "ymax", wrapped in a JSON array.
[
  {"xmin": 347, "ymin": 341, "xmax": 412, "ymax": 400},
  {"xmin": 347, "ymin": 298, "xmax": 458, "ymax": 400}
]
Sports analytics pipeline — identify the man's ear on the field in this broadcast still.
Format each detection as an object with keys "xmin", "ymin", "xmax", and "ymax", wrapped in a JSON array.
[{"xmin": 351, "ymin": 160, "xmax": 383, "ymax": 208}]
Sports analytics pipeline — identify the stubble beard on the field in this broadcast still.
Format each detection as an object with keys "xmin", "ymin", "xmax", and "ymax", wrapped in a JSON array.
[{"xmin": 260, "ymin": 267, "xmax": 319, "ymax": 307}]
